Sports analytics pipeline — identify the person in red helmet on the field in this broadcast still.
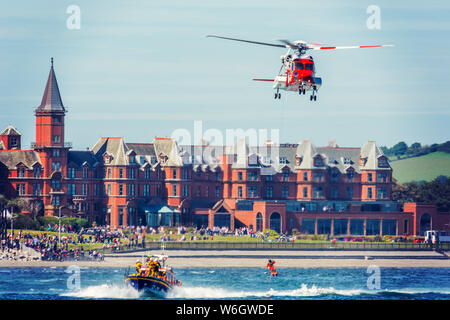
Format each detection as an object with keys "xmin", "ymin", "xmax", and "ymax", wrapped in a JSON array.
[{"xmin": 267, "ymin": 259, "xmax": 277, "ymax": 277}]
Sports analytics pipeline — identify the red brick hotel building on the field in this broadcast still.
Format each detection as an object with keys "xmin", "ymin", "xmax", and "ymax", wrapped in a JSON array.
[{"xmin": 0, "ymin": 62, "xmax": 448, "ymax": 236}]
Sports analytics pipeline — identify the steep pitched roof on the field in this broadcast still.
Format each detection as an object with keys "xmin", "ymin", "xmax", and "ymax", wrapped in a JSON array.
[
  {"xmin": 1, "ymin": 125, "xmax": 22, "ymax": 136},
  {"xmin": 91, "ymin": 137, "xmax": 129, "ymax": 165},
  {"xmin": 36, "ymin": 60, "xmax": 65, "ymax": 114},
  {"xmin": 68, "ymin": 151, "xmax": 98, "ymax": 167},
  {"xmin": 0, "ymin": 150, "xmax": 41, "ymax": 170}
]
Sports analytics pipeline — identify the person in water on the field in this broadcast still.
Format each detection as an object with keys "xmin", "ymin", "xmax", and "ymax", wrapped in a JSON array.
[{"xmin": 267, "ymin": 259, "xmax": 277, "ymax": 276}]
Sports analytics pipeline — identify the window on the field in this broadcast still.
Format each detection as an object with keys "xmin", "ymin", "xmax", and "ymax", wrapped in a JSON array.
[
  {"xmin": 52, "ymin": 149, "xmax": 60, "ymax": 157},
  {"xmin": 350, "ymin": 220, "xmax": 364, "ymax": 235},
  {"xmin": 282, "ymin": 186, "xmax": 289, "ymax": 198},
  {"xmin": 331, "ymin": 187, "xmax": 339, "ymax": 199},
  {"xmin": 313, "ymin": 186, "xmax": 323, "ymax": 198},
  {"xmin": 173, "ymin": 169, "xmax": 177, "ymax": 179},
  {"xmin": 67, "ymin": 183, "xmax": 75, "ymax": 195},
  {"xmin": 317, "ymin": 219, "xmax": 331, "ymax": 234},
  {"xmin": 107, "ymin": 168, "xmax": 111, "ymax": 178},
  {"xmin": 128, "ymin": 184, "xmax": 135, "ymax": 196},
  {"xmin": 313, "ymin": 171, "xmax": 322, "ymax": 182},
  {"xmin": 334, "ymin": 219, "xmax": 348, "ymax": 235},
  {"xmin": 51, "ymin": 196, "xmax": 60, "ymax": 206},
  {"xmin": 127, "ymin": 168, "xmax": 135, "ymax": 179},
  {"xmin": 382, "ymin": 220, "xmax": 397, "ymax": 236},
  {"xmin": 282, "ymin": 171, "xmax": 289, "ymax": 182},
  {"xmin": 367, "ymin": 187, "xmax": 373, "ymax": 199},
  {"xmin": 303, "ymin": 187, "xmax": 308, "ymax": 198},
  {"xmin": 52, "ymin": 162, "xmax": 61, "ymax": 172},
  {"xmin": 237, "ymin": 172, "xmax": 243, "ymax": 181},
  {"xmin": 248, "ymin": 171, "xmax": 258, "ymax": 181},
  {"xmin": 238, "ymin": 186, "xmax": 243, "ymax": 198},
  {"xmin": 67, "ymin": 167, "xmax": 75, "ymax": 179},
  {"xmin": 305, "ymin": 63, "xmax": 314, "ymax": 71},
  {"xmin": 248, "ymin": 186, "xmax": 258, "ymax": 198},
  {"xmin": 182, "ymin": 184, "xmax": 189, "ymax": 197},
  {"xmin": 294, "ymin": 62, "xmax": 304, "ymax": 70},
  {"xmin": 52, "ymin": 135, "xmax": 60, "ymax": 144},
  {"xmin": 197, "ymin": 186, "xmax": 201, "ymax": 197},
  {"xmin": 331, "ymin": 170, "xmax": 339, "ymax": 183},
  {"xmin": 346, "ymin": 187, "xmax": 354, "ymax": 199},
  {"xmin": 279, "ymin": 157, "xmax": 288, "ymax": 164},
  {"xmin": 118, "ymin": 184, "xmax": 124, "ymax": 196},
  {"xmin": 215, "ymin": 172, "xmax": 220, "ymax": 181},
  {"xmin": 82, "ymin": 184, "xmax": 87, "ymax": 195},
  {"xmin": 366, "ymin": 219, "xmax": 380, "ymax": 235},
  {"xmin": 52, "ymin": 116, "xmax": 61, "ymax": 123},
  {"xmin": 17, "ymin": 167, "xmax": 25, "ymax": 177},
  {"xmin": 32, "ymin": 183, "xmax": 41, "ymax": 196},
  {"xmin": 82, "ymin": 167, "xmax": 88, "ymax": 179},
  {"xmin": 313, "ymin": 156, "xmax": 323, "ymax": 167},
  {"xmin": 51, "ymin": 180, "xmax": 61, "ymax": 190},
  {"xmin": 266, "ymin": 186, "xmax": 273, "ymax": 199},
  {"xmin": 10, "ymin": 136, "xmax": 17, "ymax": 146},
  {"xmin": 119, "ymin": 169, "xmax": 124, "ymax": 178},
  {"xmin": 265, "ymin": 174, "xmax": 273, "ymax": 182},
  {"xmin": 378, "ymin": 157, "xmax": 389, "ymax": 168},
  {"xmin": 143, "ymin": 184, "xmax": 150, "ymax": 196},
  {"xmin": 367, "ymin": 173, "xmax": 373, "ymax": 182},
  {"xmin": 215, "ymin": 186, "xmax": 220, "ymax": 198},
  {"xmin": 107, "ymin": 184, "xmax": 111, "ymax": 195},
  {"xmin": 182, "ymin": 169, "xmax": 188, "ymax": 180},
  {"xmin": 172, "ymin": 184, "xmax": 177, "ymax": 196},
  {"xmin": 303, "ymin": 172, "xmax": 308, "ymax": 181},
  {"xmin": 33, "ymin": 166, "xmax": 41, "ymax": 178},
  {"xmin": 378, "ymin": 173, "xmax": 387, "ymax": 183},
  {"xmin": 205, "ymin": 186, "xmax": 209, "ymax": 197},
  {"xmin": 129, "ymin": 155, "xmax": 135, "ymax": 163},
  {"xmin": 17, "ymin": 183, "xmax": 26, "ymax": 195},
  {"xmin": 347, "ymin": 171, "xmax": 354, "ymax": 182},
  {"xmin": 144, "ymin": 168, "xmax": 150, "ymax": 179},
  {"xmin": 377, "ymin": 187, "xmax": 387, "ymax": 199},
  {"xmin": 301, "ymin": 219, "xmax": 315, "ymax": 234}
]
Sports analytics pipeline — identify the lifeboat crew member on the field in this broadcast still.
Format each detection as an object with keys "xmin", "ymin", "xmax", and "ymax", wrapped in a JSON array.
[
  {"xmin": 267, "ymin": 259, "xmax": 277, "ymax": 277},
  {"xmin": 135, "ymin": 260, "xmax": 143, "ymax": 275}
]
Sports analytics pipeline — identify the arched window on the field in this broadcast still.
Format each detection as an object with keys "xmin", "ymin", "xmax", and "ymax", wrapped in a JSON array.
[
  {"xmin": 270, "ymin": 212, "xmax": 281, "ymax": 234},
  {"xmin": 420, "ymin": 213, "xmax": 431, "ymax": 236},
  {"xmin": 256, "ymin": 212, "xmax": 263, "ymax": 232}
]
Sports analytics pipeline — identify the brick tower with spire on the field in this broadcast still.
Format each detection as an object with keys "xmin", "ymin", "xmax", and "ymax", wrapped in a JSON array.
[{"xmin": 33, "ymin": 58, "xmax": 70, "ymax": 214}]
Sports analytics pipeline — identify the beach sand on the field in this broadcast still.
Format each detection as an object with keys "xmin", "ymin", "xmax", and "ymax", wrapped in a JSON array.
[{"xmin": 0, "ymin": 249, "xmax": 449, "ymax": 268}]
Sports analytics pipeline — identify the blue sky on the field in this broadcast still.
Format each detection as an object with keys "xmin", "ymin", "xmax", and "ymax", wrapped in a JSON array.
[{"xmin": 0, "ymin": 0, "xmax": 449, "ymax": 150}]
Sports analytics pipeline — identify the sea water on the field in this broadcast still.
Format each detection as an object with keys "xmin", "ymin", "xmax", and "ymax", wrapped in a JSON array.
[{"xmin": 0, "ymin": 267, "xmax": 448, "ymax": 300}]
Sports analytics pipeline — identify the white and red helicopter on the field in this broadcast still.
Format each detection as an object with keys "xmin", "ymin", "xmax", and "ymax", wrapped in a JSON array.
[{"xmin": 207, "ymin": 35, "xmax": 394, "ymax": 101}]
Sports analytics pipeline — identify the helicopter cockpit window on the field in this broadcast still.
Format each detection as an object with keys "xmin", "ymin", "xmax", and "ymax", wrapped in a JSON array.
[
  {"xmin": 294, "ymin": 62, "xmax": 304, "ymax": 70},
  {"xmin": 305, "ymin": 63, "xmax": 314, "ymax": 71}
]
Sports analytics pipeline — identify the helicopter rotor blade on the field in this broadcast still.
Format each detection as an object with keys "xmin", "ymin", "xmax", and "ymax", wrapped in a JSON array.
[
  {"xmin": 206, "ymin": 35, "xmax": 286, "ymax": 48},
  {"xmin": 309, "ymin": 44, "xmax": 394, "ymax": 50}
]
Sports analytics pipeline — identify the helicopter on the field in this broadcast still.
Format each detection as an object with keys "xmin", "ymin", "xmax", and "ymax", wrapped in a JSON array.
[{"xmin": 207, "ymin": 35, "xmax": 394, "ymax": 101}]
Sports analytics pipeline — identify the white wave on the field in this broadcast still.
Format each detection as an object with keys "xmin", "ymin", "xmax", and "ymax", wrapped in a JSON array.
[
  {"xmin": 61, "ymin": 284, "xmax": 141, "ymax": 299},
  {"xmin": 167, "ymin": 284, "xmax": 369, "ymax": 299}
]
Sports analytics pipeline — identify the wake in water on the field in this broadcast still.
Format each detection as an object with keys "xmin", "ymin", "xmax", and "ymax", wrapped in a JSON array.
[
  {"xmin": 167, "ymin": 284, "xmax": 450, "ymax": 300},
  {"xmin": 61, "ymin": 284, "xmax": 141, "ymax": 299}
]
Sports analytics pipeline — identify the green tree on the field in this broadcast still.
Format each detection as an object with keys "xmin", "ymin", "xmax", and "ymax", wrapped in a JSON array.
[{"xmin": 392, "ymin": 141, "xmax": 408, "ymax": 157}]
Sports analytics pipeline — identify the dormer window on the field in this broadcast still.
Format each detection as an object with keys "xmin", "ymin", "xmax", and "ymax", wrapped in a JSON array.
[
  {"xmin": 343, "ymin": 157, "xmax": 352, "ymax": 165},
  {"xmin": 279, "ymin": 157, "xmax": 288, "ymax": 164},
  {"xmin": 129, "ymin": 155, "xmax": 135, "ymax": 163},
  {"xmin": 313, "ymin": 156, "xmax": 323, "ymax": 167},
  {"xmin": 295, "ymin": 156, "xmax": 302, "ymax": 166},
  {"xmin": 378, "ymin": 156, "xmax": 389, "ymax": 168},
  {"xmin": 360, "ymin": 157, "xmax": 367, "ymax": 166}
]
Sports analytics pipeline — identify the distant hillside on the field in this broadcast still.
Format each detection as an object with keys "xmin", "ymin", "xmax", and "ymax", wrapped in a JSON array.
[{"xmin": 390, "ymin": 152, "xmax": 450, "ymax": 184}]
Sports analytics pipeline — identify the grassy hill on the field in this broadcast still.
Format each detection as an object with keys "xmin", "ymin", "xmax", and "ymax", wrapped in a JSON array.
[{"xmin": 390, "ymin": 152, "xmax": 450, "ymax": 184}]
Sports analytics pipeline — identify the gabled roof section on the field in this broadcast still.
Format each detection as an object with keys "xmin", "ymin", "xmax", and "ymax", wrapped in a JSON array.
[
  {"xmin": 360, "ymin": 141, "xmax": 391, "ymax": 170},
  {"xmin": 67, "ymin": 151, "xmax": 98, "ymax": 168},
  {"xmin": 0, "ymin": 150, "xmax": 41, "ymax": 170},
  {"xmin": 153, "ymin": 138, "xmax": 182, "ymax": 166},
  {"xmin": 1, "ymin": 125, "xmax": 22, "ymax": 136},
  {"xmin": 91, "ymin": 137, "xmax": 129, "ymax": 165},
  {"xmin": 36, "ymin": 59, "xmax": 65, "ymax": 114}
]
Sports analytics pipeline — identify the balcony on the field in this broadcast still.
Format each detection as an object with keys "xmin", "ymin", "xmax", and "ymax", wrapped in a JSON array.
[{"xmin": 31, "ymin": 142, "xmax": 73, "ymax": 149}]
